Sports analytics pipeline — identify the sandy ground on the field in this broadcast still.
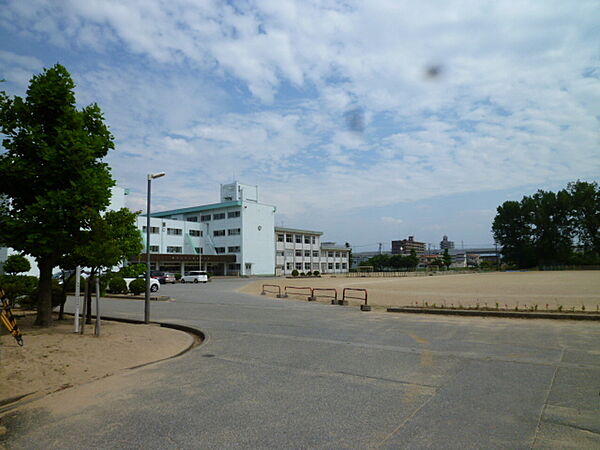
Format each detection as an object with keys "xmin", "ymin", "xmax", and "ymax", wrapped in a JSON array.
[
  {"xmin": 241, "ymin": 271, "xmax": 600, "ymax": 311},
  {"xmin": 0, "ymin": 314, "xmax": 193, "ymax": 404}
]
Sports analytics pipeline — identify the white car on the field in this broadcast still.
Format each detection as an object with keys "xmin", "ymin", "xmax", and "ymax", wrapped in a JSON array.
[
  {"xmin": 180, "ymin": 271, "xmax": 208, "ymax": 283},
  {"xmin": 123, "ymin": 276, "xmax": 160, "ymax": 292}
]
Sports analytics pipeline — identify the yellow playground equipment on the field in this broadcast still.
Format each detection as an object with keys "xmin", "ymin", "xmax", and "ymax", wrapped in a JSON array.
[{"xmin": 1, "ymin": 290, "xmax": 24, "ymax": 346}]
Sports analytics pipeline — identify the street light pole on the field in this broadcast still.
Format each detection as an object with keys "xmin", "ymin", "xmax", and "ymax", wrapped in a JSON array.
[{"xmin": 145, "ymin": 172, "xmax": 165, "ymax": 324}]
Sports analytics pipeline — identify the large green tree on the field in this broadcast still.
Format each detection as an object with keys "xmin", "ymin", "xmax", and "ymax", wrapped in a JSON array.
[
  {"xmin": 0, "ymin": 64, "xmax": 115, "ymax": 326},
  {"xmin": 60, "ymin": 208, "xmax": 143, "ymax": 322},
  {"xmin": 567, "ymin": 181, "xmax": 600, "ymax": 256},
  {"xmin": 492, "ymin": 181, "xmax": 600, "ymax": 268}
]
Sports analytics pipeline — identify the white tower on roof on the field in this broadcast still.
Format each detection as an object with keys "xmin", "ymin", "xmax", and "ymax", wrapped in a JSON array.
[{"xmin": 220, "ymin": 182, "xmax": 258, "ymax": 203}]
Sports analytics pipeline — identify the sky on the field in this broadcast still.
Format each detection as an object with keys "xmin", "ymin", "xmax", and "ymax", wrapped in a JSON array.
[{"xmin": 1, "ymin": 0, "xmax": 598, "ymax": 252}]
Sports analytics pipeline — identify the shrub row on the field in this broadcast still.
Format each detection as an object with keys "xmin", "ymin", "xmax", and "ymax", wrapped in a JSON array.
[{"xmin": 291, "ymin": 270, "xmax": 320, "ymax": 277}]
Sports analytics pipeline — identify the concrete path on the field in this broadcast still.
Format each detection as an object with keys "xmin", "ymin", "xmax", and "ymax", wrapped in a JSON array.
[{"xmin": 2, "ymin": 279, "xmax": 599, "ymax": 449}]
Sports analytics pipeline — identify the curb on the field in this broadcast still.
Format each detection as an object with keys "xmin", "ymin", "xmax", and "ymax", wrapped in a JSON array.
[
  {"xmin": 386, "ymin": 307, "xmax": 600, "ymax": 320},
  {"xmin": 0, "ymin": 316, "xmax": 205, "ymax": 414}
]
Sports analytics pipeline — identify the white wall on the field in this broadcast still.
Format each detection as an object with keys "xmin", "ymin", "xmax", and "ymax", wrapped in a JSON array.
[{"xmin": 241, "ymin": 202, "xmax": 275, "ymax": 275}]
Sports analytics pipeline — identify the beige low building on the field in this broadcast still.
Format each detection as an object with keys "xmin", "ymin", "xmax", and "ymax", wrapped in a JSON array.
[{"xmin": 275, "ymin": 227, "xmax": 350, "ymax": 276}]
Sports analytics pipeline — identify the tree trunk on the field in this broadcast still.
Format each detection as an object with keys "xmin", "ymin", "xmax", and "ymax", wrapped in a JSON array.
[{"xmin": 35, "ymin": 257, "xmax": 54, "ymax": 327}]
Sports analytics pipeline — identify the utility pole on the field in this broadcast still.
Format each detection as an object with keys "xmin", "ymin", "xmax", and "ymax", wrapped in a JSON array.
[{"xmin": 378, "ymin": 242, "xmax": 383, "ymax": 254}]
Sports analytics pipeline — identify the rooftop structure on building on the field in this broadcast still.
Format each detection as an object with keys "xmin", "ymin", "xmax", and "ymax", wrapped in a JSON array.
[{"xmin": 440, "ymin": 235, "xmax": 455, "ymax": 250}]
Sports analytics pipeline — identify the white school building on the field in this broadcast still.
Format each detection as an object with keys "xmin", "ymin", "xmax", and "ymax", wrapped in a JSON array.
[
  {"xmin": 136, "ymin": 182, "xmax": 351, "ymax": 277},
  {"xmin": 0, "ymin": 182, "xmax": 351, "ymax": 278}
]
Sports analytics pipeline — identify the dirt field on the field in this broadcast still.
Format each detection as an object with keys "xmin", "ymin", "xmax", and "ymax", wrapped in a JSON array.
[
  {"xmin": 0, "ymin": 315, "xmax": 193, "ymax": 405},
  {"xmin": 240, "ymin": 271, "xmax": 600, "ymax": 311}
]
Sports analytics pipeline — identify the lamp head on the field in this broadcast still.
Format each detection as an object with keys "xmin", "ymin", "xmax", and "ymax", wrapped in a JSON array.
[{"xmin": 148, "ymin": 172, "xmax": 166, "ymax": 180}]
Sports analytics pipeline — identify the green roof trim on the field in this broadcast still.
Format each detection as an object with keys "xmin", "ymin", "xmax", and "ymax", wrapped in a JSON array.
[
  {"xmin": 275, "ymin": 226, "xmax": 323, "ymax": 236},
  {"xmin": 148, "ymin": 201, "xmax": 242, "ymax": 217}
]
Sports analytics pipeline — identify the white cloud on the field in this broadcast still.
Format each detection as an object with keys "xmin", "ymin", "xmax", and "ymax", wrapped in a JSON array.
[
  {"xmin": 381, "ymin": 216, "xmax": 403, "ymax": 225},
  {"xmin": 1, "ymin": 0, "xmax": 599, "ymax": 247}
]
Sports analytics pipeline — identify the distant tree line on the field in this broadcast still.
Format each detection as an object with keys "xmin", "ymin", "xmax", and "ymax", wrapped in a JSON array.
[
  {"xmin": 360, "ymin": 250, "xmax": 419, "ymax": 271},
  {"xmin": 492, "ymin": 181, "xmax": 599, "ymax": 268}
]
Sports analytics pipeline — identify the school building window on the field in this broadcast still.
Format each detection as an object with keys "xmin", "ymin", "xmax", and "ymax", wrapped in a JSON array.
[
  {"xmin": 213, "ymin": 213, "xmax": 225, "ymax": 220},
  {"xmin": 228, "ymin": 211, "xmax": 241, "ymax": 218},
  {"xmin": 189, "ymin": 230, "xmax": 202, "ymax": 237},
  {"xmin": 167, "ymin": 246, "xmax": 182, "ymax": 253}
]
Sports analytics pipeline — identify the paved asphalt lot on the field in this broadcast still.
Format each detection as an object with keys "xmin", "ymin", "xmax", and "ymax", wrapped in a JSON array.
[{"xmin": 2, "ymin": 278, "xmax": 600, "ymax": 449}]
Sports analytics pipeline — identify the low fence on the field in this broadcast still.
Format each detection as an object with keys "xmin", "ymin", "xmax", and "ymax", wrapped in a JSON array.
[
  {"xmin": 261, "ymin": 284, "xmax": 282, "ymax": 298},
  {"xmin": 539, "ymin": 265, "xmax": 600, "ymax": 271},
  {"xmin": 262, "ymin": 285, "xmax": 370, "ymax": 311},
  {"xmin": 342, "ymin": 288, "xmax": 368, "ymax": 305},
  {"xmin": 283, "ymin": 286, "xmax": 313, "ymax": 300},
  {"xmin": 311, "ymin": 288, "xmax": 337, "ymax": 304},
  {"xmin": 345, "ymin": 271, "xmax": 410, "ymax": 278}
]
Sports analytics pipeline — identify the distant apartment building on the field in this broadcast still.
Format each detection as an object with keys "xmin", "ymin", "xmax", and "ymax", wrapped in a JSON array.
[
  {"xmin": 391, "ymin": 236, "xmax": 426, "ymax": 255},
  {"xmin": 440, "ymin": 235, "xmax": 455, "ymax": 250}
]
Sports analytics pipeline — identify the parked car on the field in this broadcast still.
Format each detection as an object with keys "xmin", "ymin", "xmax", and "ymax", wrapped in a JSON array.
[
  {"xmin": 123, "ymin": 276, "xmax": 160, "ymax": 292},
  {"xmin": 180, "ymin": 270, "xmax": 208, "ymax": 283},
  {"xmin": 150, "ymin": 271, "xmax": 176, "ymax": 284}
]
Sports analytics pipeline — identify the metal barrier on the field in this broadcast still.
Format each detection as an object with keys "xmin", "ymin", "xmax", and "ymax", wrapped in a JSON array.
[
  {"xmin": 311, "ymin": 288, "xmax": 337, "ymax": 304},
  {"xmin": 261, "ymin": 284, "xmax": 283, "ymax": 298},
  {"xmin": 284, "ymin": 286, "xmax": 313, "ymax": 300},
  {"xmin": 343, "ymin": 288, "xmax": 371, "ymax": 311}
]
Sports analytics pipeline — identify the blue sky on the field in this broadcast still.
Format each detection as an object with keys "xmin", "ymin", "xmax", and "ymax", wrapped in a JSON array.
[{"xmin": 1, "ymin": 1, "xmax": 599, "ymax": 251}]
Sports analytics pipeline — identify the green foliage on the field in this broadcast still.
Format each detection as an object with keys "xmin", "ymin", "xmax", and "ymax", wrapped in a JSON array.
[
  {"xmin": 0, "ymin": 274, "xmax": 38, "ymax": 304},
  {"xmin": 109, "ymin": 276, "xmax": 127, "ymax": 294},
  {"xmin": 429, "ymin": 258, "xmax": 443, "ymax": 268},
  {"xmin": 119, "ymin": 263, "xmax": 147, "ymax": 278},
  {"xmin": 313, "ymin": 270, "xmax": 320, "ymax": 276},
  {"xmin": 70, "ymin": 208, "xmax": 143, "ymax": 271},
  {"xmin": 479, "ymin": 260, "xmax": 496, "ymax": 270},
  {"xmin": 129, "ymin": 278, "xmax": 146, "ymax": 295},
  {"xmin": 300, "ymin": 272, "xmax": 306, "ymax": 276},
  {"xmin": 27, "ymin": 280, "xmax": 65, "ymax": 309},
  {"xmin": 174, "ymin": 273, "xmax": 182, "ymax": 280},
  {"xmin": 2, "ymin": 254, "xmax": 31, "ymax": 275},
  {"xmin": 442, "ymin": 249, "xmax": 452, "ymax": 269},
  {"xmin": 0, "ymin": 64, "xmax": 115, "ymax": 326},
  {"xmin": 364, "ymin": 252, "xmax": 419, "ymax": 271},
  {"xmin": 493, "ymin": 181, "xmax": 600, "ymax": 267},
  {"xmin": 64, "ymin": 275, "xmax": 87, "ymax": 293},
  {"xmin": 291, "ymin": 269, "xmax": 299, "ymax": 277}
]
